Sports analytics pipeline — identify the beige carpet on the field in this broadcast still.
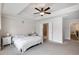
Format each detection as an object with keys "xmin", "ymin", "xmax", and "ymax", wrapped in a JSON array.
[{"xmin": 0, "ymin": 40, "xmax": 79, "ymax": 55}]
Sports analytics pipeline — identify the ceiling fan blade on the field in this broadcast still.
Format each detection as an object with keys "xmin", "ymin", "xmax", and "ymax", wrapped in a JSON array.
[
  {"xmin": 44, "ymin": 7, "xmax": 50, "ymax": 11},
  {"xmin": 33, "ymin": 12, "xmax": 40, "ymax": 14},
  {"xmin": 35, "ymin": 8, "xmax": 41, "ymax": 12},
  {"xmin": 44, "ymin": 12, "xmax": 51, "ymax": 14}
]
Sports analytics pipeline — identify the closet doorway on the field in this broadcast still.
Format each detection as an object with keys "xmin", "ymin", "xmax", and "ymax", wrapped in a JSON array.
[{"xmin": 43, "ymin": 23, "xmax": 48, "ymax": 41}]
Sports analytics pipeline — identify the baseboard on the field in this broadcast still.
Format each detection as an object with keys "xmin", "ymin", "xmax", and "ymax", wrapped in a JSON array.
[{"xmin": 49, "ymin": 40, "xmax": 63, "ymax": 44}]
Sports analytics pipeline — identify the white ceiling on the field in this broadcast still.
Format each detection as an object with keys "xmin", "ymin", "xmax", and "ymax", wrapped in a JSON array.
[
  {"xmin": 2, "ymin": 3, "xmax": 78, "ymax": 20},
  {"xmin": 63, "ymin": 10, "xmax": 79, "ymax": 20},
  {"xmin": 2, "ymin": 3, "xmax": 29, "ymax": 15}
]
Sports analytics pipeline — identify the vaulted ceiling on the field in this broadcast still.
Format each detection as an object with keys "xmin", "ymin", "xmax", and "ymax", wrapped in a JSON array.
[{"xmin": 1, "ymin": 3, "xmax": 79, "ymax": 20}]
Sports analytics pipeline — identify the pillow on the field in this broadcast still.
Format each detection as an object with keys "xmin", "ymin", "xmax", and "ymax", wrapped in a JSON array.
[
  {"xmin": 32, "ymin": 33, "xmax": 37, "ymax": 36},
  {"xmin": 33, "ymin": 32, "xmax": 38, "ymax": 36},
  {"xmin": 28, "ymin": 34, "xmax": 32, "ymax": 36},
  {"xmin": 13, "ymin": 34, "xmax": 26, "ymax": 38}
]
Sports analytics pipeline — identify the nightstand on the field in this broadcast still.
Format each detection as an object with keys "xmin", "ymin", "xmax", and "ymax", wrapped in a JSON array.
[{"xmin": 1, "ymin": 36, "xmax": 12, "ymax": 50}]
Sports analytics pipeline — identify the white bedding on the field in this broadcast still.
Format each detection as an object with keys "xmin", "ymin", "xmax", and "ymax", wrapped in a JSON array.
[{"xmin": 12, "ymin": 36, "xmax": 43, "ymax": 52}]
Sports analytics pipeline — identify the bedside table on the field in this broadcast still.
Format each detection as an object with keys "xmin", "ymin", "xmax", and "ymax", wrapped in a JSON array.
[{"xmin": 1, "ymin": 36, "xmax": 12, "ymax": 50}]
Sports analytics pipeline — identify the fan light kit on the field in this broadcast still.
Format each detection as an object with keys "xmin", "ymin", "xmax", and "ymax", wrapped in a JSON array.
[
  {"xmin": 40, "ymin": 12, "xmax": 44, "ymax": 16},
  {"xmin": 34, "ymin": 7, "xmax": 51, "ymax": 16}
]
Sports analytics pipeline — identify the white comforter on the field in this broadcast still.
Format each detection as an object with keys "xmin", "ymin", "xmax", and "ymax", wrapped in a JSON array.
[{"xmin": 13, "ymin": 36, "xmax": 43, "ymax": 52}]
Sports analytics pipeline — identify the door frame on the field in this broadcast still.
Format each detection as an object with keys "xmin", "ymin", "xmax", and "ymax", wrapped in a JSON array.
[
  {"xmin": 40, "ymin": 22, "xmax": 53, "ymax": 41},
  {"xmin": 69, "ymin": 22, "xmax": 79, "ymax": 40},
  {"xmin": 43, "ymin": 23, "xmax": 49, "ymax": 40}
]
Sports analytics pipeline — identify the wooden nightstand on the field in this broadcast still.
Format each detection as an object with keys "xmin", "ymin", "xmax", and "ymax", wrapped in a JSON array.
[{"xmin": 1, "ymin": 36, "xmax": 12, "ymax": 50}]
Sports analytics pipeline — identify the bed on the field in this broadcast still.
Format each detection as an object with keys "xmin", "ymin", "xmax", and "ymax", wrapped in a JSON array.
[{"xmin": 12, "ymin": 35, "xmax": 43, "ymax": 52}]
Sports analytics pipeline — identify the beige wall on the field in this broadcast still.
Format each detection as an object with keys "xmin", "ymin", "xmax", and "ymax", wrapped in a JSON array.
[
  {"xmin": 1, "ymin": 15, "xmax": 36, "ymax": 36},
  {"xmin": 0, "ymin": 4, "xmax": 1, "ymax": 30},
  {"xmin": 0, "ymin": 4, "xmax": 1, "ymax": 45}
]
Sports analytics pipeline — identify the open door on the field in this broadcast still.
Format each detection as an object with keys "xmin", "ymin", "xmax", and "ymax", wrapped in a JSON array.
[{"xmin": 43, "ymin": 23, "xmax": 48, "ymax": 41}]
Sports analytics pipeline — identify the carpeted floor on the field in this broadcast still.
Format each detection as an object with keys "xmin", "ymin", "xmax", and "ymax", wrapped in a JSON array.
[{"xmin": 0, "ymin": 40, "xmax": 79, "ymax": 55}]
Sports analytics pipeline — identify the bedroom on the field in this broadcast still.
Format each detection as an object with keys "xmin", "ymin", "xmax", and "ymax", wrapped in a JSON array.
[{"xmin": 0, "ymin": 3, "xmax": 79, "ymax": 55}]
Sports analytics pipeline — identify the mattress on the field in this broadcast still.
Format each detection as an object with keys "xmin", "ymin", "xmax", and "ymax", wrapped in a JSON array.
[{"xmin": 13, "ymin": 36, "xmax": 43, "ymax": 52}]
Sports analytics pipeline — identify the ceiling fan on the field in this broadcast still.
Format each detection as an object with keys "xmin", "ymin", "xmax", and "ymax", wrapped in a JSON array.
[{"xmin": 34, "ymin": 7, "xmax": 51, "ymax": 16}]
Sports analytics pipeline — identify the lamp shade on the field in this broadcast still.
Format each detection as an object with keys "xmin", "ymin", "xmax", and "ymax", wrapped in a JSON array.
[{"xmin": 6, "ymin": 33, "xmax": 10, "ymax": 36}]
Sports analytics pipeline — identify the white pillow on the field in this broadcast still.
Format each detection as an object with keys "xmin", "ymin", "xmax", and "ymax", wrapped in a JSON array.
[{"xmin": 13, "ymin": 34, "xmax": 26, "ymax": 38}]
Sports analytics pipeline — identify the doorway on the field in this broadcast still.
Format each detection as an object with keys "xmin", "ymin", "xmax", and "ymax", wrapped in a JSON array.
[
  {"xmin": 70, "ymin": 23, "xmax": 79, "ymax": 40},
  {"xmin": 43, "ymin": 23, "xmax": 48, "ymax": 41}
]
